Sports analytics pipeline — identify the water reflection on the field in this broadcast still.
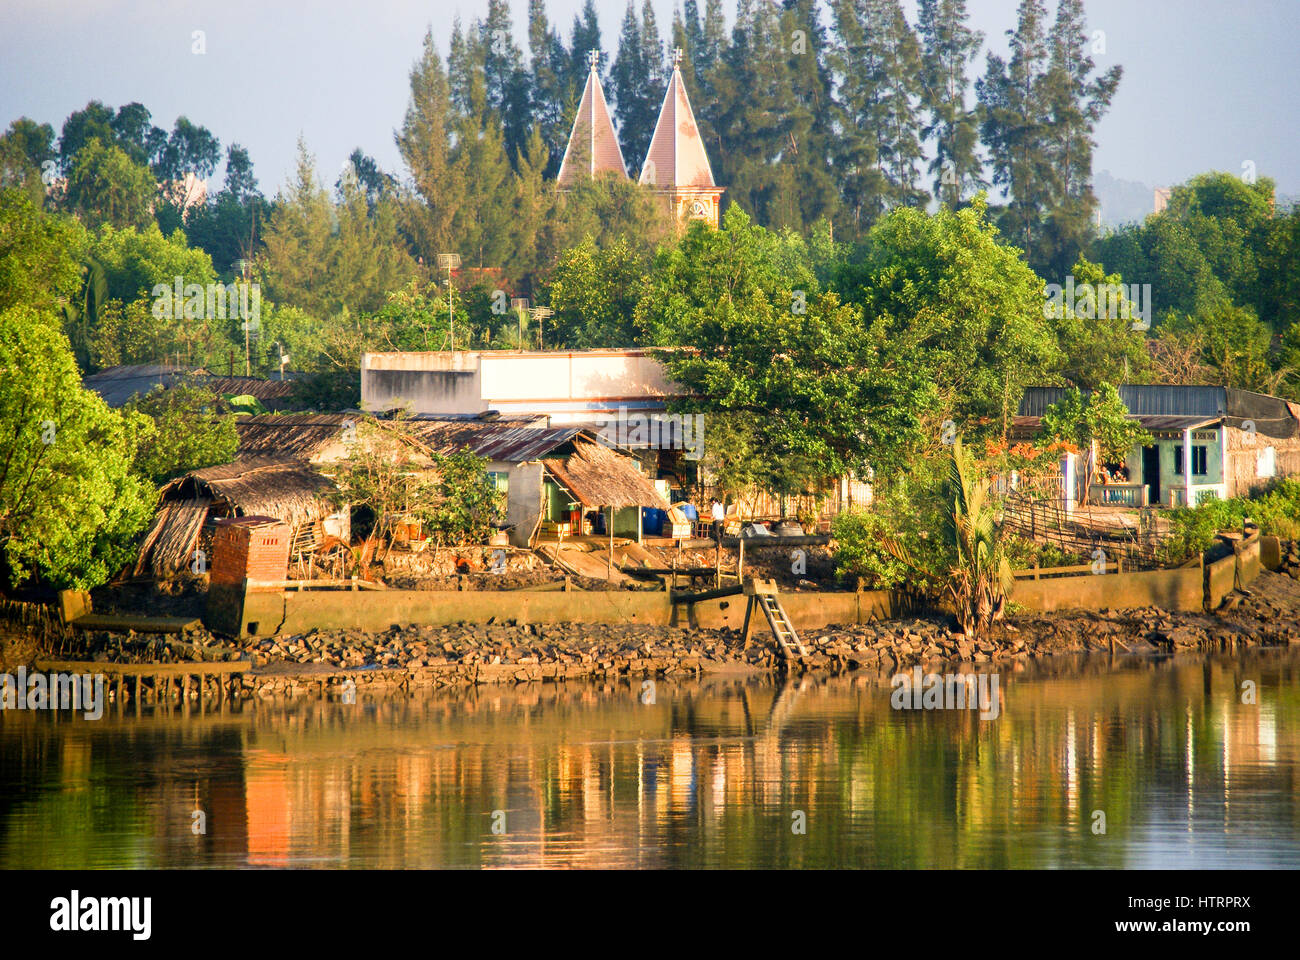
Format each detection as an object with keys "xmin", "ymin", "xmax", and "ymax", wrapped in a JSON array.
[{"xmin": 1, "ymin": 651, "xmax": 1298, "ymax": 869}]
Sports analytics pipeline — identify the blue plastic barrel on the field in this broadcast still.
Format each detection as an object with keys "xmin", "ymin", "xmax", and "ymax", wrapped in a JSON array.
[{"xmin": 642, "ymin": 507, "xmax": 665, "ymax": 535}]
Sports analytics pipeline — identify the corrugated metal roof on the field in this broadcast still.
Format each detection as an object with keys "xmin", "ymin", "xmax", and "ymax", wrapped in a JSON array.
[
  {"xmin": 84, "ymin": 364, "xmax": 190, "ymax": 407},
  {"xmin": 405, "ymin": 420, "xmax": 589, "ymax": 462},
  {"xmin": 1018, "ymin": 385, "xmax": 1230, "ymax": 418},
  {"xmin": 85, "ymin": 365, "xmax": 299, "ymax": 408},
  {"xmin": 1013, "ymin": 414, "xmax": 1222, "ymax": 432}
]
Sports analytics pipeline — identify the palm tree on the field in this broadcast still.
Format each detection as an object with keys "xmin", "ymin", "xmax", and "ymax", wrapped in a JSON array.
[{"xmin": 940, "ymin": 437, "xmax": 1014, "ymax": 636}]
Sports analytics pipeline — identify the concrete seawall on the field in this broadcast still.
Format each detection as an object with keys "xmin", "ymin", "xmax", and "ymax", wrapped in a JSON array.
[{"xmin": 220, "ymin": 556, "xmax": 1240, "ymax": 639}]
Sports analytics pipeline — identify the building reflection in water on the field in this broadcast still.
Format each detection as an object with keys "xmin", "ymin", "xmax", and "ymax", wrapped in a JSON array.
[{"xmin": 0, "ymin": 650, "xmax": 1297, "ymax": 869}]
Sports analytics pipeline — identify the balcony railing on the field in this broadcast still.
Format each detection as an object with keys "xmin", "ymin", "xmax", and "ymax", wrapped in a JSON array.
[
  {"xmin": 1089, "ymin": 483, "xmax": 1149, "ymax": 507},
  {"xmin": 1167, "ymin": 484, "xmax": 1225, "ymax": 507}
]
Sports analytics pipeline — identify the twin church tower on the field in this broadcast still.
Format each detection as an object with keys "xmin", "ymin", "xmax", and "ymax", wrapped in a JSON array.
[{"xmin": 556, "ymin": 49, "xmax": 724, "ymax": 228}]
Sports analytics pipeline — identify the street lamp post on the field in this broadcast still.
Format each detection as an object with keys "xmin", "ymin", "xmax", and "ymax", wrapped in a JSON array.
[
  {"xmin": 233, "ymin": 259, "xmax": 251, "ymax": 376},
  {"xmin": 437, "ymin": 253, "xmax": 461, "ymax": 349}
]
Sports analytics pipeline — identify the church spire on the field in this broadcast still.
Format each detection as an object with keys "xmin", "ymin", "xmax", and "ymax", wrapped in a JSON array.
[
  {"xmin": 638, "ymin": 48, "xmax": 723, "ymax": 226},
  {"xmin": 557, "ymin": 50, "xmax": 628, "ymax": 186}
]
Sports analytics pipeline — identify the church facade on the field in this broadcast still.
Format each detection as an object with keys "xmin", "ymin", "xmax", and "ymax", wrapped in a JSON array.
[{"xmin": 558, "ymin": 50, "xmax": 724, "ymax": 229}]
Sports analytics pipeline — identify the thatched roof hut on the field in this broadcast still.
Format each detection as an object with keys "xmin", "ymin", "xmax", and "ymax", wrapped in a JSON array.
[
  {"xmin": 542, "ymin": 438, "xmax": 668, "ymax": 510},
  {"xmin": 135, "ymin": 458, "xmax": 339, "ymax": 577}
]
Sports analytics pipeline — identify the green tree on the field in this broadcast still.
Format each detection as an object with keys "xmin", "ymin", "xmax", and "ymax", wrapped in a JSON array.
[
  {"xmin": 262, "ymin": 141, "xmax": 416, "ymax": 317},
  {"xmin": 0, "ymin": 118, "xmax": 57, "ymax": 204},
  {"xmin": 1039, "ymin": 383, "xmax": 1151, "ymax": 502},
  {"xmin": 185, "ymin": 144, "xmax": 265, "ymax": 273},
  {"xmin": 977, "ymin": 0, "xmax": 1054, "ymax": 267},
  {"xmin": 1160, "ymin": 299, "xmax": 1278, "ymax": 393},
  {"xmin": 917, "ymin": 0, "xmax": 984, "ymax": 206},
  {"xmin": 546, "ymin": 236, "xmax": 647, "ymax": 347},
  {"xmin": 1037, "ymin": 0, "xmax": 1122, "ymax": 278},
  {"xmin": 610, "ymin": 1, "xmax": 665, "ymax": 176},
  {"xmin": 1044, "ymin": 256, "xmax": 1150, "ymax": 388},
  {"xmin": 88, "ymin": 221, "xmax": 217, "ymax": 304},
  {"xmin": 0, "ymin": 188, "xmax": 85, "ymax": 315},
  {"xmin": 396, "ymin": 30, "xmax": 458, "ymax": 262},
  {"xmin": 63, "ymin": 138, "xmax": 156, "ymax": 230},
  {"xmin": 835, "ymin": 196, "xmax": 1060, "ymax": 437},
  {"xmin": 126, "ymin": 384, "xmax": 239, "ymax": 484},
  {"xmin": 0, "ymin": 305, "xmax": 154, "ymax": 589},
  {"xmin": 638, "ymin": 208, "xmax": 933, "ymax": 485},
  {"xmin": 934, "ymin": 436, "xmax": 1014, "ymax": 636},
  {"xmin": 527, "ymin": 0, "xmax": 574, "ymax": 178}
]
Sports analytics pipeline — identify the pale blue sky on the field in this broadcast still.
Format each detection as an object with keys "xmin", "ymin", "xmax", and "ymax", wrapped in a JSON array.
[{"xmin": 2, "ymin": 0, "xmax": 1297, "ymax": 205}]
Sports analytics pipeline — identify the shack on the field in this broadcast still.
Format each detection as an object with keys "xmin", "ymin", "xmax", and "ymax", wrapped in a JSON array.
[
  {"xmin": 403, "ymin": 418, "xmax": 668, "ymax": 546},
  {"xmin": 134, "ymin": 458, "xmax": 345, "ymax": 578},
  {"xmin": 541, "ymin": 436, "xmax": 669, "ymax": 543},
  {"xmin": 1015, "ymin": 385, "xmax": 1300, "ymax": 507}
]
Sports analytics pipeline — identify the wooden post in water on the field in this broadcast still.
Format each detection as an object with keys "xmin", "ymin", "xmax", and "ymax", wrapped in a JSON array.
[{"xmin": 738, "ymin": 537, "xmax": 745, "ymax": 583}]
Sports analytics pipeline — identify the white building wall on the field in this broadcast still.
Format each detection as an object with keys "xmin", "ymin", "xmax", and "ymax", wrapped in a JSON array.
[{"xmin": 362, "ymin": 350, "xmax": 676, "ymax": 418}]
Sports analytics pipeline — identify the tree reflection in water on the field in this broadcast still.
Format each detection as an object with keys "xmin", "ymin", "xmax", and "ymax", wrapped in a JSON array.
[{"xmin": 1, "ymin": 650, "xmax": 1297, "ymax": 869}]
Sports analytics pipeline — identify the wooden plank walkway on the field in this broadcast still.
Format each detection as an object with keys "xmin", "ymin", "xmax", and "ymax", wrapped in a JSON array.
[{"xmin": 35, "ymin": 658, "xmax": 252, "ymax": 708}]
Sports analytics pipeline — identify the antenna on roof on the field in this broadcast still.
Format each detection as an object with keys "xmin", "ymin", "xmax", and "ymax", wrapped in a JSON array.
[
  {"xmin": 673, "ymin": 47, "xmax": 683, "ymax": 68},
  {"xmin": 588, "ymin": 49, "xmax": 600, "ymax": 69}
]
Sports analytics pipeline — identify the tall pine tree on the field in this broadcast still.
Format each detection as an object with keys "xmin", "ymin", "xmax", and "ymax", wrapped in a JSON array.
[
  {"xmin": 395, "ymin": 30, "xmax": 457, "ymax": 261},
  {"xmin": 978, "ymin": 0, "xmax": 1056, "ymax": 267},
  {"xmin": 917, "ymin": 0, "xmax": 985, "ymax": 207},
  {"xmin": 1040, "ymin": 0, "xmax": 1122, "ymax": 277},
  {"xmin": 527, "ymin": 0, "xmax": 571, "ymax": 177},
  {"xmin": 831, "ymin": 0, "xmax": 927, "ymax": 232},
  {"xmin": 610, "ymin": 1, "xmax": 666, "ymax": 176}
]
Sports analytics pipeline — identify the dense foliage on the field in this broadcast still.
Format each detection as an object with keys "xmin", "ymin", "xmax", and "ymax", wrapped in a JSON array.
[
  {"xmin": 0, "ymin": 305, "xmax": 154, "ymax": 589},
  {"xmin": 1163, "ymin": 480, "xmax": 1300, "ymax": 563}
]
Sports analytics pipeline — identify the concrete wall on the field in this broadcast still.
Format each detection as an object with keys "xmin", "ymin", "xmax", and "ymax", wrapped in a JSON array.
[
  {"xmin": 361, "ymin": 368, "xmax": 482, "ymax": 415},
  {"xmin": 1011, "ymin": 567, "xmax": 1204, "ymax": 613},
  {"xmin": 1204, "ymin": 535, "xmax": 1263, "ymax": 609},
  {"xmin": 237, "ymin": 588, "xmax": 670, "ymax": 637},
  {"xmin": 1206, "ymin": 556, "xmax": 1236, "ymax": 610},
  {"xmin": 479, "ymin": 351, "xmax": 672, "ymax": 418},
  {"xmin": 507, "ymin": 462, "xmax": 544, "ymax": 547},
  {"xmin": 359, "ymin": 349, "xmax": 677, "ymax": 418},
  {"xmin": 222, "ymin": 586, "xmax": 896, "ymax": 638},
  {"xmin": 1261, "ymin": 535, "xmax": 1282, "ymax": 570},
  {"xmin": 682, "ymin": 591, "xmax": 886, "ymax": 631},
  {"xmin": 1236, "ymin": 535, "xmax": 1261, "ymax": 587},
  {"xmin": 216, "ymin": 563, "xmax": 1225, "ymax": 638}
]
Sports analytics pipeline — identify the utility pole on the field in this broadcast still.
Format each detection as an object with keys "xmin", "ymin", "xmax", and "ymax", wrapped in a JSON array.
[
  {"xmin": 234, "ymin": 259, "xmax": 251, "ymax": 376},
  {"xmin": 530, "ymin": 306, "xmax": 553, "ymax": 351},
  {"xmin": 437, "ymin": 253, "xmax": 460, "ymax": 349}
]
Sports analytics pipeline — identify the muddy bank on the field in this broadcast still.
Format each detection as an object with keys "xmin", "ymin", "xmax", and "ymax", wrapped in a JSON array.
[{"xmin": 52, "ymin": 572, "xmax": 1295, "ymax": 700}]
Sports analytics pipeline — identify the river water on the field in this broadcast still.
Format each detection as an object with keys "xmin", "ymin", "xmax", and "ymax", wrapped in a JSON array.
[{"xmin": 1, "ymin": 650, "xmax": 1298, "ymax": 869}]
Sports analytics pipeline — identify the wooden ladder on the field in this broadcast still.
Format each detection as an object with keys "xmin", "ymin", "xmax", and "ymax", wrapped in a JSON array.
[{"xmin": 742, "ymin": 579, "xmax": 808, "ymax": 660}]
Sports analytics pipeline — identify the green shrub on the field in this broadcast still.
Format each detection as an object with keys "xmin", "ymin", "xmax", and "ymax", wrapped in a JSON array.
[{"xmin": 1162, "ymin": 479, "xmax": 1300, "ymax": 562}]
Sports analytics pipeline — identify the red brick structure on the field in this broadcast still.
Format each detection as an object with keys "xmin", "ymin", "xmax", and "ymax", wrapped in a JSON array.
[
  {"xmin": 211, "ymin": 517, "xmax": 291, "ymax": 585},
  {"xmin": 206, "ymin": 517, "xmax": 290, "ymax": 636}
]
